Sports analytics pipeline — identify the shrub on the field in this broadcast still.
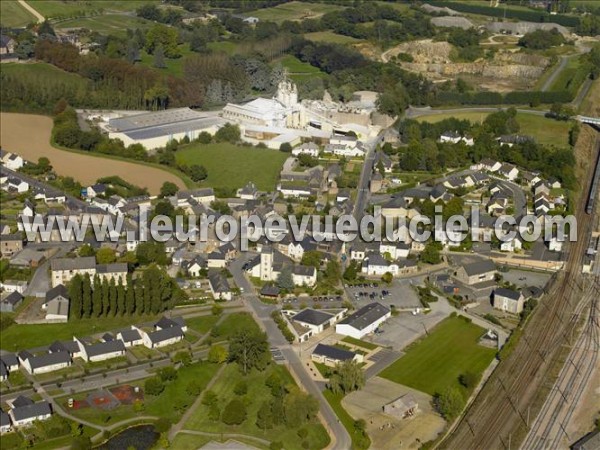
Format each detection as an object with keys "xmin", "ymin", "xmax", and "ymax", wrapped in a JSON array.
[
  {"xmin": 459, "ymin": 371, "xmax": 479, "ymax": 389},
  {"xmin": 144, "ymin": 376, "xmax": 165, "ymax": 396},
  {"xmin": 221, "ymin": 399, "xmax": 247, "ymax": 425},
  {"xmin": 234, "ymin": 380, "xmax": 247, "ymax": 396}
]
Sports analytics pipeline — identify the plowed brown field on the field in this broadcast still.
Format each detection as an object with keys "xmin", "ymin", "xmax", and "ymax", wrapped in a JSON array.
[{"xmin": 0, "ymin": 113, "xmax": 186, "ymax": 194}]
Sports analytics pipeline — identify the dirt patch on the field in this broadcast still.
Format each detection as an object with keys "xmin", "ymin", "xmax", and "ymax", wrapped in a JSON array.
[
  {"xmin": 342, "ymin": 377, "xmax": 446, "ymax": 450},
  {"xmin": 109, "ymin": 384, "xmax": 144, "ymax": 405},
  {"xmin": 0, "ymin": 113, "xmax": 186, "ymax": 194}
]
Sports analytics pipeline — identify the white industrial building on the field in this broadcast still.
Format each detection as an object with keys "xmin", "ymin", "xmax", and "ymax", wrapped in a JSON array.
[
  {"xmin": 335, "ymin": 302, "xmax": 391, "ymax": 339},
  {"xmin": 106, "ymin": 108, "xmax": 226, "ymax": 150}
]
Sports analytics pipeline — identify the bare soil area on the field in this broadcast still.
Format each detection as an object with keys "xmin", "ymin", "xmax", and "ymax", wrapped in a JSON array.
[
  {"xmin": 342, "ymin": 377, "xmax": 446, "ymax": 449},
  {"xmin": 0, "ymin": 112, "xmax": 186, "ymax": 194}
]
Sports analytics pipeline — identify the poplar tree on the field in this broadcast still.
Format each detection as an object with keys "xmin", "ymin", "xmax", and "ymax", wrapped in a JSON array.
[
  {"xmin": 92, "ymin": 276, "xmax": 102, "ymax": 317},
  {"xmin": 101, "ymin": 278, "xmax": 110, "ymax": 317},
  {"xmin": 68, "ymin": 274, "xmax": 83, "ymax": 319},
  {"xmin": 117, "ymin": 280, "xmax": 126, "ymax": 316},
  {"xmin": 82, "ymin": 274, "xmax": 92, "ymax": 318},
  {"xmin": 109, "ymin": 278, "xmax": 117, "ymax": 317}
]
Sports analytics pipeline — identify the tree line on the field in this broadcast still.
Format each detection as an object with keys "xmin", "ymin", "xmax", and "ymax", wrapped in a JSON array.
[{"xmin": 67, "ymin": 265, "xmax": 186, "ymax": 319}]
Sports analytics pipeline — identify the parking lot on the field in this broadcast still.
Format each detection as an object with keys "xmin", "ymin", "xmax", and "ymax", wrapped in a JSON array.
[
  {"xmin": 501, "ymin": 268, "xmax": 552, "ymax": 289},
  {"xmin": 281, "ymin": 295, "xmax": 345, "ymax": 310},
  {"xmin": 345, "ymin": 277, "xmax": 425, "ymax": 310}
]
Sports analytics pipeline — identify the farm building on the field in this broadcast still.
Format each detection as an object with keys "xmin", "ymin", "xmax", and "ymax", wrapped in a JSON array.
[{"xmin": 106, "ymin": 108, "xmax": 226, "ymax": 150}]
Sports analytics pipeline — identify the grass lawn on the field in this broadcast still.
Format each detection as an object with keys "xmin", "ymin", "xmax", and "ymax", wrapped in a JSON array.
[
  {"xmin": 1, "ymin": 314, "xmax": 159, "ymax": 350},
  {"xmin": 276, "ymin": 54, "xmax": 321, "ymax": 74},
  {"xmin": 29, "ymin": 0, "xmax": 159, "ymax": 18},
  {"xmin": 176, "ymin": 143, "xmax": 288, "ymax": 191},
  {"xmin": 55, "ymin": 14, "xmax": 153, "ymax": 36},
  {"xmin": 379, "ymin": 315, "xmax": 496, "ymax": 396},
  {"xmin": 169, "ymin": 434, "xmax": 214, "ymax": 449},
  {"xmin": 416, "ymin": 111, "xmax": 571, "ymax": 148},
  {"xmin": 211, "ymin": 312, "xmax": 261, "ymax": 341},
  {"xmin": 185, "ymin": 363, "xmax": 330, "ymax": 450},
  {"xmin": 207, "ymin": 41, "xmax": 239, "ymax": 55},
  {"xmin": 247, "ymin": 1, "xmax": 344, "ymax": 23},
  {"xmin": 186, "ymin": 314, "xmax": 220, "ymax": 335},
  {"xmin": 341, "ymin": 336, "xmax": 378, "ymax": 351},
  {"xmin": 0, "ymin": 1, "xmax": 36, "ymax": 27},
  {"xmin": 1, "ymin": 62, "xmax": 89, "ymax": 87},
  {"xmin": 548, "ymin": 55, "xmax": 587, "ymax": 93},
  {"xmin": 304, "ymin": 31, "xmax": 364, "ymax": 45},
  {"xmin": 323, "ymin": 390, "xmax": 370, "ymax": 450}
]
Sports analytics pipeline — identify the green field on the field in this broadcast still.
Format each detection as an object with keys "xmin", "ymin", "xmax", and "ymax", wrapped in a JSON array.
[
  {"xmin": 1, "ymin": 62, "xmax": 89, "ymax": 86},
  {"xmin": 176, "ymin": 143, "xmax": 288, "ymax": 191},
  {"xmin": 138, "ymin": 43, "xmax": 194, "ymax": 78},
  {"xmin": 28, "ymin": 0, "xmax": 159, "ymax": 18},
  {"xmin": 185, "ymin": 363, "xmax": 330, "ymax": 450},
  {"xmin": 1, "ymin": 315, "xmax": 159, "ymax": 350},
  {"xmin": 416, "ymin": 111, "xmax": 571, "ymax": 148},
  {"xmin": 186, "ymin": 314, "xmax": 220, "ymax": 335},
  {"xmin": 304, "ymin": 31, "xmax": 364, "ymax": 45},
  {"xmin": 548, "ymin": 56, "xmax": 587, "ymax": 93},
  {"xmin": 0, "ymin": 1, "xmax": 36, "ymax": 27},
  {"xmin": 380, "ymin": 316, "xmax": 496, "ymax": 396},
  {"xmin": 211, "ymin": 312, "xmax": 262, "ymax": 341},
  {"xmin": 323, "ymin": 390, "xmax": 370, "ymax": 450},
  {"xmin": 207, "ymin": 41, "xmax": 239, "ymax": 55},
  {"xmin": 277, "ymin": 54, "xmax": 321, "ymax": 75},
  {"xmin": 247, "ymin": 1, "xmax": 344, "ymax": 23},
  {"xmin": 55, "ymin": 14, "xmax": 153, "ymax": 36}
]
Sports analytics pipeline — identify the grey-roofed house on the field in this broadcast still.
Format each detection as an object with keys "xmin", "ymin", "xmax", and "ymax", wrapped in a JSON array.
[
  {"xmin": 50, "ymin": 256, "xmax": 96, "ymax": 287},
  {"xmin": 311, "ymin": 343, "xmax": 361, "ymax": 367},
  {"xmin": 0, "ymin": 354, "xmax": 19, "ymax": 372},
  {"xmin": 291, "ymin": 308, "xmax": 345, "ymax": 337},
  {"xmin": 0, "ymin": 363, "xmax": 7, "ymax": 382},
  {"xmin": 493, "ymin": 288, "xmax": 525, "ymax": 314},
  {"xmin": 336, "ymin": 302, "xmax": 392, "ymax": 339},
  {"xmin": 0, "ymin": 291, "xmax": 23, "ymax": 313},
  {"xmin": 260, "ymin": 284, "xmax": 280, "ymax": 298},
  {"xmin": 9, "ymin": 400, "xmax": 52, "ymax": 427},
  {"xmin": 48, "ymin": 340, "xmax": 81, "ymax": 358},
  {"xmin": 455, "ymin": 260, "xmax": 497, "ymax": 285},
  {"xmin": 208, "ymin": 271, "xmax": 232, "ymax": 301},
  {"xmin": 155, "ymin": 316, "xmax": 187, "ymax": 332},
  {"xmin": 141, "ymin": 326, "xmax": 184, "ymax": 349},
  {"xmin": 18, "ymin": 351, "xmax": 72, "ymax": 375},
  {"xmin": 117, "ymin": 328, "xmax": 143, "ymax": 347},
  {"xmin": 77, "ymin": 338, "xmax": 126, "ymax": 362},
  {"xmin": 43, "ymin": 284, "xmax": 69, "ymax": 322},
  {"xmin": 96, "ymin": 262, "xmax": 128, "ymax": 285},
  {"xmin": 0, "ymin": 408, "xmax": 11, "ymax": 433}
]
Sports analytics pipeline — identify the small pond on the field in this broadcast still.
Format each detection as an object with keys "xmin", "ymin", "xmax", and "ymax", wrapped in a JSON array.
[{"xmin": 96, "ymin": 425, "xmax": 159, "ymax": 450}]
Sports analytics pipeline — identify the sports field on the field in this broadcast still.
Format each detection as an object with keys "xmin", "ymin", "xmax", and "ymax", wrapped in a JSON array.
[
  {"xmin": 416, "ymin": 111, "xmax": 571, "ymax": 148},
  {"xmin": 379, "ymin": 315, "xmax": 496, "ymax": 396},
  {"xmin": 247, "ymin": 1, "xmax": 344, "ymax": 23},
  {"xmin": 176, "ymin": 143, "xmax": 288, "ymax": 191}
]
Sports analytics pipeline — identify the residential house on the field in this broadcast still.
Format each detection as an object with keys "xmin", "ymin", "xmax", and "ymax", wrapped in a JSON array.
[
  {"xmin": 86, "ymin": 184, "xmax": 107, "ymax": 198},
  {"xmin": 116, "ymin": 328, "xmax": 143, "ymax": 347},
  {"xmin": 183, "ymin": 256, "xmax": 206, "ymax": 277},
  {"xmin": 379, "ymin": 242, "xmax": 410, "ymax": 260},
  {"xmin": 0, "ymin": 234, "xmax": 23, "ymax": 257},
  {"xmin": 96, "ymin": 263, "xmax": 128, "ymax": 285},
  {"xmin": 0, "ymin": 291, "xmax": 23, "ymax": 313},
  {"xmin": 0, "ymin": 35, "xmax": 16, "ymax": 55},
  {"xmin": 500, "ymin": 236, "xmax": 522, "ymax": 252},
  {"xmin": 311, "ymin": 344, "xmax": 362, "ymax": 367},
  {"xmin": 479, "ymin": 159, "xmax": 502, "ymax": 172},
  {"xmin": 290, "ymin": 308, "xmax": 345, "ymax": 340},
  {"xmin": 76, "ymin": 338, "xmax": 126, "ymax": 362},
  {"xmin": 0, "ymin": 354, "xmax": 19, "ymax": 373},
  {"xmin": 141, "ymin": 326, "xmax": 184, "ymax": 349},
  {"xmin": 18, "ymin": 350, "xmax": 72, "ymax": 375},
  {"xmin": 373, "ymin": 151, "xmax": 394, "ymax": 173},
  {"xmin": 370, "ymin": 173, "xmax": 383, "ymax": 193},
  {"xmin": 0, "ymin": 280, "xmax": 28, "ymax": 294},
  {"xmin": 292, "ymin": 265, "xmax": 317, "ymax": 287},
  {"xmin": 292, "ymin": 142, "xmax": 320, "ymax": 158},
  {"xmin": 455, "ymin": 260, "xmax": 497, "ymax": 285},
  {"xmin": 0, "ymin": 152, "xmax": 24, "ymax": 170},
  {"xmin": 493, "ymin": 288, "xmax": 525, "ymax": 314},
  {"xmin": 0, "ymin": 409, "xmax": 11, "ymax": 433},
  {"xmin": 208, "ymin": 271, "xmax": 232, "ymax": 301},
  {"xmin": 154, "ymin": 316, "xmax": 187, "ymax": 333},
  {"xmin": 237, "ymin": 182, "xmax": 259, "ymax": 200},
  {"xmin": 50, "ymin": 257, "xmax": 96, "ymax": 287},
  {"xmin": 335, "ymin": 302, "xmax": 391, "ymax": 339},
  {"xmin": 498, "ymin": 134, "xmax": 533, "ymax": 147},
  {"xmin": 439, "ymin": 131, "xmax": 474, "ymax": 146},
  {"xmin": 498, "ymin": 163, "xmax": 519, "ymax": 181},
  {"xmin": 48, "ymin": 340, "xmax": 82, "ymax": 359},
  {"xmin": 8, "ymin": 400, "xmax": 52, "ymax": 427}
]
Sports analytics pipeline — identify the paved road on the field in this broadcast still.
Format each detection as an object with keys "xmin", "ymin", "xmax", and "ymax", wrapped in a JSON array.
[
  {"xmin": 353, "ymin": 135, "xmax": 381, "ymax": 223},
  {"xmin": 541, "ymin": 55, "xmax": 570, "ymax": 92},
  {"xmin": 229, "ymin": 256, "xmax": 351, "ymax": 450}
]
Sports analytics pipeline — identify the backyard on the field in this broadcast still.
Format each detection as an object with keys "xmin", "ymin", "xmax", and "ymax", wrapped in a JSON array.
[
  {"xmin": 379, "ymin": 315, "xmax": 496, "ymax": 397},
  {"xmin": 176, "ymin": 143, "xmax": 288, "ymax": 192}
]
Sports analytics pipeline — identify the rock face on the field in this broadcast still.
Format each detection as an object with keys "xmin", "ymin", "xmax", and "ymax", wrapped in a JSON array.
[
  {"xmin": 402, "ymin": 62, "xmax": 545, "ymax": 80},
  {"xmin": 486, "ymin": 21, "xmax": 570, "ymax": 37},
  {"xmin": 431, "ymin": 16, "xmax": 474, "ymax": 30}
]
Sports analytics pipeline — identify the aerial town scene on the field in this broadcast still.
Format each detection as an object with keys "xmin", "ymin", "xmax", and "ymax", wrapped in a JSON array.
[{"xmin": 0, "ymin": 1, "xmax": 599, "ymax": 449}]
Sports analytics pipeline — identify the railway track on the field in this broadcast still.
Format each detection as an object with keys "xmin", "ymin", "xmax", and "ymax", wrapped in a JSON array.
[
  {"xmin": 520, "ymin": 274, "xmax": 599, "ymax": 450},
  {"xmin": 440, "ymin": 135, "xmax": 600, "ymax": 450}
]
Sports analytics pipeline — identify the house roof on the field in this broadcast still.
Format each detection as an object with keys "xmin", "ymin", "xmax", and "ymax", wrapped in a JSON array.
[
  {"xmin": 208, "ymin": 271, "xmax": 231, "ymax": 293},
  {"xmin": 0, "ymin": 409, "xmax": 9, "ymax": 428},
  {"xmin": 22, "ymin": 351, "xmax": 71, "ymax": 370},
  {"xmin": 293, "ymin": 308, "xmax": 334, "ymax": 326},
  {"xmin": 49, "ymin": 340, "xmax": 80, "ymax": 354},
  {"xmin": 102, "ymin": 333, "xmax": 114, "ymax": 342},
  {"xmin": 11, "ymin": 401, "xmax": 52, "ymax": 422},
  {"xmin": 293, "ymin": 265, "xmax": 316, "ymax": 277},
  {"xmin": 494, "ymin": 288, "xmax": 521, "ymax": 301},
  {"xmin": 0, "ymin": 354, "xmax": 18, "ymax": 368},
  {"xmin": 338, "ymin": 302, "xmax": 390, "ymax": 331},
  {"xmin": 147, "ymin": 326, "xmax": 184, "ymax": 344},
  {"xmin": 155, "ymin": 316, "xmax": 185, "ymax": 330},
  {"xmin": 84, "ymin": 340, "xmax": 125, "ymax": 358},
  {"xmin": 51, "ymin": 257, "xmax": 96, "ymax": 271},
  {"xmin": 11, "ymin": 395, "xmax": 34, "ymax": 408},
  {"xmin": 119, "ymin": 328, "xmax": 142, "ymax": 342},
  {"xmin": 260, "ymin": 284, "xmax": 280, "ymax": 297},
  {"xmin": 96, "ymin": 263, "xmax": 128, "ymax": 274},
  {"xmin": 45, "ymin": 284, "xmax": 68, "ymax": 303},
  {"xmin": 2, "ymin": 291, "xmax": 23, "ymax": 306},
  {"xmin": 312, "ymin": 343, "xmax": 355, "ymax": 361},
  {"xmin": 462, "ymin": 260, "xmax": 496, "ymax": 276}
]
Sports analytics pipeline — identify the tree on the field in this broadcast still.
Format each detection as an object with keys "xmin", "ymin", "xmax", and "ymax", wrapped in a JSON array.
[
  {"xmin": 69, "ymin": 275, "xmax": 83, "ymax": 319},
  {"xmin": 159, "ymin": 366, "xmax": 178, "ymax": 382},
  {"xmin": 256, "ymin": 401, "xmax": 274, "ymax": 430},
  {"xmin": 381, "ymin": 272, "xmax": 393, "ymax": 284},
  {"xmin": 328, "ymin": 360, "xmax": 365, "ymax": 394},
  {"xmin": 215, "ymin": 123, "xmax": 241, "ymax": 143},
  {"xmin": 145, "ymin": 376, "xmax": 165, "ymax": 396},
  {"xmin": 82, "ymin": 274, "xmax": 92, "ymax": 318},
  {"xmin": 228, "ymin": 329, "xmax": 270, "ymax": 375},
  {"xmin": 116, "ymin": 283, "xmax": 126, "ymax": 317},
  {"xmin": 436, "ymin": 387, "xmax": 465, "ymax": 420},
  {"xmin": 153, "ymin": 45, "xmax": 167, "ymax": 69},
  {"xmin": 173, "ymin": 350, "xmax": 192, "ymax": 366},
  {"xmin": 279, "ymin": 142, "xmax": 292, "ymax": 153},
  {"xmin": 92, "ymin": 276, "xmax": 103, "ymax": 317},
  {"xmin": 283, "ymin": 388, "xmax": 319, "ymax": 426},
  {"xmin": 222, "ymin": 399, "xmax": 247, "ymax": 425},
  {"xmin": 208, "ymin": 345, "xmax": 228, "ymax": 364},
  {"xmin": 136, "ymin": 242, "xmax": 168, "ymax": 266},
  {"xmin": 421, "ymin": 241, "xmax": 442, "ymax": 264},
  {"xmin": 188, "ymin": 164, "xmax": 208, "ymax": 182},
  {"xmin": 276, "ymin": 267, "xmax": 294, "ymax": 291},
  {"xmin": 160, "ymin": 181, "xmax": 179, "ymax": 198},
  {"xmin": 145, "ymin": 24, "xmax": 180, "ymax": 57},
  {"xmin": 95, "ymin": 248, "xmax": 116, "ymax": 264},
  {"xmin": 301, "ymin": 250, "xmax": 322, "ymax": 269},
  {"xmin": 234, "ymin": 380, "xmax": 247, "ymax": 396},
  {"xmin": 459, "ymin": 371, "xmax": 479, "ymax": 389},
  {"xmin": 101, "ymin": 279, "xmax": 110, "ymax": 317},
  {"xmin": 108, "ymin": 279, "xmax": 117, "ymax": 317}
]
